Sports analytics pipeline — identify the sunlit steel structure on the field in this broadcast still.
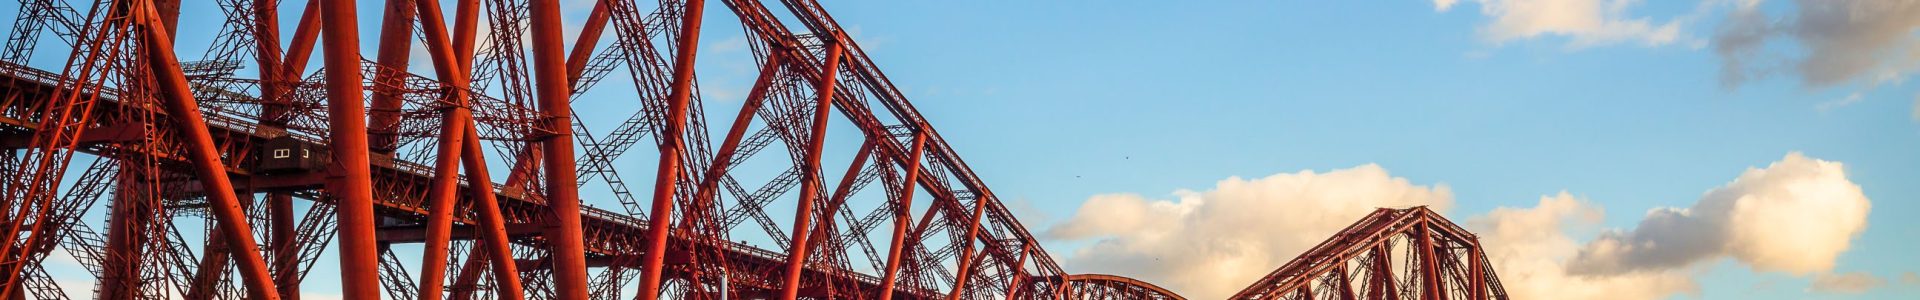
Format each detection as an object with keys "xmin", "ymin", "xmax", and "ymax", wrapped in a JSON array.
[
  {"xmin": 0, "ymin": 0, "xmax": 1184, "ymax": 299},
  {"xmin": 1231, "ymin": 207, "xmax": 1509, "ymax": 300}
]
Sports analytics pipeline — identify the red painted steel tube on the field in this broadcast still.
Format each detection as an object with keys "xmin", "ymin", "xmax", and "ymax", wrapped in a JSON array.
[
  {"xmin": 1334, "ymin": 263, "xmax": 1358, "ymax": 300},
  {"xmin": 99, "ymin": 171, "xmax": 148, "ymax": 300},
  {"xmin": 188, "ymin": 212, "xmax": 235, "ymax": 300},
  {"xmin": 1299, "ymin": 279, "xmax": 1313, "ymax": 299},
  {"xmin": 635, "ymin": 0, "xmax": 710, "ymax": 298},
  {"xmin": 410, "ymin": 0, "xmax": 475, "ymax": 297},
  {"xmin": 316, "ymin": 0, "xmax": 383, "ymax": 298},
  {"xmin": 1003, "ymin": 243, "xmax": 1033, "ymax": 300},
  {"xmin": 526, "ymin": 0, "xmax": 593, "ymax": 298},
  {"xmin": 946, "ymin": 196, "xmax": 991, "ymax": 300},
  {"xmin": 877, "ymin": 132, "xmax": 928, "ymax": 300},
  {"xmin": 779, "ymin": 40, "xmax": 846, "ymax": 300},
  {"xmin": 1468, "ymin": 242, "xmax": 1486, "ymax": 300},
  {"xmin": 691, "ymin": 54, "xmax": 782, "ymax": 221},
  {"xmin": 155, "ymin": 0, "xmax": 180, "ymax": 37},
  {"xmin": 136, "ymin": 3, "xmax": 281, "ymax": 298},
  {"xmin": 1371, "ymin": 243, "xmax": 1398, "ymax": 300},
  {"xmin": 566, "ymin": 0, "xmax": 613, "ymax": 81},
  {"xmin": 269, "ymin": 193, "xmax": 300, "ymax": 300},
  {"xmin": 368, "ymin": 0, "xmax": 416, "ymax": 153},
  {"xmin": 249, "ymin": 0, "xmax": 289, "ymax": 127},
  {"xmin": 1417, "ymin": 219, "xmax": 1444, "ymax": 300},
  {"xmin": 411, "ymin": 0, "xmax": 526, "ymax": 297},
  {"xmin": 451, "ymin": 0, "xmax": 480, "ymax": 64},
  {"xmin": 461, "ymin": 125, "xmax": 529, "ymax": 299},
  {"xmin": 281, "ymin": 0, "xmax": 320, "ymax": 76},
  {"xmin": 797, "ymin": 140, "xmax": 875, "ymax": 261}
]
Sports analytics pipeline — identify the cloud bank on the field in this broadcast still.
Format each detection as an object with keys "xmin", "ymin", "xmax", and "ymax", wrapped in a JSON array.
[
  {"xmin": 1715, "ymin": 0, "xmax": 1920, "ymax": 88},
  {"xmin": 1047, "ymin": 153, "xmax": 1872, "ymax": 299}
]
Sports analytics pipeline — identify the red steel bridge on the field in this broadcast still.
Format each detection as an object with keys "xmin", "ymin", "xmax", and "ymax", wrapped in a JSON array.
[
  {"xmin": 0, "ymin": 0, "xmax": 1194, "ymax": 299},
  {"xmin": 0, "ymin": 0, "xmax": 1505, "ymax": 299}
]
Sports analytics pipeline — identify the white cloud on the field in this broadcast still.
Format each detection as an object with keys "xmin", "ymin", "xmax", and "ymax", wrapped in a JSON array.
[
  {"xmin": 1045, "ymin": 164, "xmax": 1452, "ymax": 299},
  {"xmin": 1809, "ymin": 272, "xmax": 1886, "ymax": 294},
  {"xmin": 1469, "ymin": 193, "xmax": 1700, "ymax": 300},
  {"xmin": 1568, "ymin": 152, "xmax": 1871, "ymax": 276},
  {"xmin": 1434, "ymin": 0, "xmax": 1687, "ymax": 47}
]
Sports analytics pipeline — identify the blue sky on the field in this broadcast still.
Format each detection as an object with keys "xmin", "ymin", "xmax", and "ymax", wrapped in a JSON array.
[{"xmin": 5, "ymin": 0, "xmax": 1918, "ymax": 299}]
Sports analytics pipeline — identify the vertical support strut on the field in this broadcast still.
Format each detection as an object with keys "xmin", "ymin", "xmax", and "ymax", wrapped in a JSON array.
[
  {"xmin": 877, "ymin": 132, "xmax": 928, "ymax": 300},
  {"xmin": 99, "ymin": 163, "xmax": 149, "ymax": 300},
  {"xmin": 1416, "ymin": 218, "xmax": 1445, "ymax": 300},
  {"xmin": 1371, "ymin": 243, "xmax": 1398, "ymax": 300},
  {"xmin": 1002, "ymin": 243, "xmax": 1033, "ymax": 300},
  {"xmin": 526, "ymin": 0, "xmax": 592, "ymax": 298},
  {"xmin": 135, "ymin": 2, "xmax": 281, "ymax": 298},
  {"xmin": 269, "ymin": 193, "xmax": 299, "ymax": 300},
  {"xmin": 1467, "ymin": 240, "xmax": 1487, "ymax": 300},
  {"xmin": 636, "ymin": 0, "xmax": 709, "ymax": 298},
  {"xmin": 945, "ymin": 194, "xmax": 991, "ymax": 300},
  {"xmin": 368, "ymin": 0, "xmax": 417, "ymax": 153},
  {"xmin": 778, "ymin": 39, "xmax": 846, "ymax": 300},
  {"xmin": 316, "ymin": 0, "xmax": 383, "ymax": 297},
  {"xmin": 1334, "ymin": 261, "xmax": 1359, "ymax": 300},
  {"xmin": 410, "ymin": 0, "xmax": 527, "ymax": 297}
]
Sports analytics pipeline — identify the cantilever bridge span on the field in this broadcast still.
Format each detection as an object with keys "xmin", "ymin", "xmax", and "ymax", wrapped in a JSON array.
[
  {"xmin": 0, "ymin": 0, "xmax": 1179, "ymax": 299},
  {"xmin": 1232, "ymin": 207, "xmax": 1510, "ymax": 300}
]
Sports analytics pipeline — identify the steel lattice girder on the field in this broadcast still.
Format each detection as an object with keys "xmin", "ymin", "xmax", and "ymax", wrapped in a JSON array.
[
  {"xmin": 0, "ymin": 0, "xmax": 1201, "ymax": 299},
  {"xmin": 1230, "ymin": 207, "xmax": 1510, "ymax": 300}
]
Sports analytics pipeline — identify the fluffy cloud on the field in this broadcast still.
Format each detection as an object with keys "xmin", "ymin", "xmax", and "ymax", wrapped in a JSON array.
[
  {"xmin": 1434, "ymin": 0, "xmax": 1686, "ymax": 47},
  {"xmin": 1469, "ymin": 193, "xmax": 1699, "ymax": 299},
  {"xmin": 1567, "ymin": 152, "xmax": 1871, "ymax": 275},
  {"xmin": 1809, "ymin": 272, "xmax": 1886, "ymax": 294},
  {"xmin": 1715, "ymin": 0, "xmax": 1920, "ymax": 87},
  {"xmin": 1048, "ymin": 153, "xmax": 1871, "ymax": 299},
  {"xmin": 1045, "ymin": 164, "xmax": 1452, "ymax": 299}
]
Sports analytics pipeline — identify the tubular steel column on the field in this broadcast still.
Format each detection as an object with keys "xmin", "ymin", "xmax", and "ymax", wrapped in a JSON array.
[
  {"xmin": 411, "ymin": 0, "xmax": 527, "ymax": 297},
  {"xmin": 269, "ymin": 193, "xmax": 300, "ymax": 300},
  {"xmin": 368, "ymin": 0, "xmax": 416, "ymax": 153},
  {"xmin": 877, "ymin": 132, "xmax": 928, "ymax": 300},
  {"xmin": 526, "ymin": 0, "xmax": 592, "ymax": 298},
  {"xmin": 1002, "ymin": 243, "xmax": 1032, "ymax": 300},
  {"xmin": 99, "ymin": 167, "xmax": 149, "ymax": 300},
  {"xmin": 1334, "ymin": 262, "xmax": 1359, "ymax": 300},
  {"xmin": 636, "ymin": 0, "xmax": 709, "ymax": 298},
  {"xmin": 779, "ymin": 40, "xmax": 846, "ymax": 300},
  {"xmin": 692, "ymin": 54, "xmax": 782, "ymax": 214},
  {"xmin": 317, "ymin": 0, "xmax": 383, "ymax": 298},
  {"xmin": 1371, "ymin": 243, "xmax": 1399, "ymax": 300},
  {"xmin": 248, "ymin": 0, "xmax": 303, "ymax": 297},
  {"xmin": 136, "ymin": 2, "xmax": 281, "ymax": 298},
  {"xmin": 946, "ymin": 196, "xmax": 991, "ymax": 300},
  {"xmin": 1468, "ymin": 241, "xmax": 1487, "ymax": 300},
  {"xmin": 1416, "ymin": 220, "xmax": 1445, "ymax": 300},
  {"xmin": 566, "ymin": 0, "xmax": 613, "ymax": 81}
]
